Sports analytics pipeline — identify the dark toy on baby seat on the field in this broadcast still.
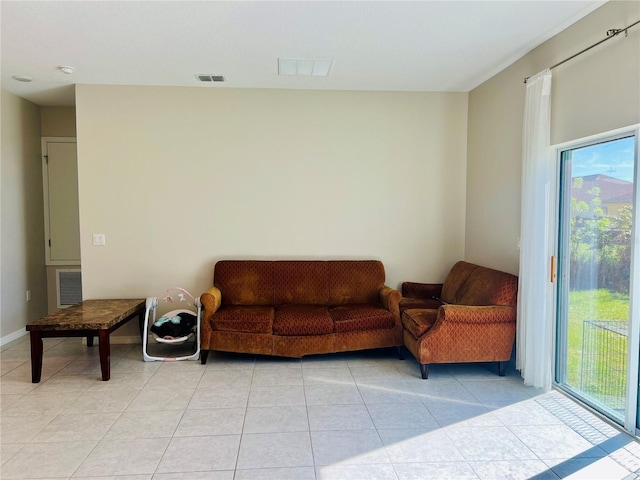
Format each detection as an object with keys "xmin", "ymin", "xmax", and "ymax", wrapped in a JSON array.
[{"xmin": 151, "ymin": 312, "xmax": 197, "ymax": 339}]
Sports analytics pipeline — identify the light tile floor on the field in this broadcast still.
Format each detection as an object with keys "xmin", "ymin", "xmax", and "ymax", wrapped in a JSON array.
[{"xmin": 1, "ymin": 336, "xmax": 640, "ymax": 479}]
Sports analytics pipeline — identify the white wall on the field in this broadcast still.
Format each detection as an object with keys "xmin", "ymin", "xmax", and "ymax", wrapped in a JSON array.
[
  {"xmin": 76, "ymin": 86, "xmax": 468, "ymax": 335},
  {"xmin": 466, "ymin": 0, "xmax": 640, "ymax": 274},
  {"xmin": 0, "ymin": 89, "xmax": 48, "ymax": 343}
]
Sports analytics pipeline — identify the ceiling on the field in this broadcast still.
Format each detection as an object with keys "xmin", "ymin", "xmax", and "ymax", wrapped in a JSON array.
[{"xmin": 1, "ymin": 1, "xmax": 606, "ymax": 107}]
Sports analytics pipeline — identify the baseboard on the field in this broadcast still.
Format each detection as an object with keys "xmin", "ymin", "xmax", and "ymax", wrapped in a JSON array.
[
  {"xmin": 81, "ymin": 335, "xmax": 141, "ymax": 345},
  {"xmin": 0, "ymin": 328, "xmax": 27, "ymax": 347}
]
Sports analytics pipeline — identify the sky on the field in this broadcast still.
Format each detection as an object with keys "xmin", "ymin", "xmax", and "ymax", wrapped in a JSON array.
[{"xmin": 570, "ymin": 135, "xmax": 636, "ymax": 183}]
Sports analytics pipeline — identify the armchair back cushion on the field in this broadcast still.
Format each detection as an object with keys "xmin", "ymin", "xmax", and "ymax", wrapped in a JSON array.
[
  {"xmin": 457, "ymin": 266, "xmax": 518, "ymax": 306},
  {"xmin": 442, "ymin": 261, "xmax": 517, "ymax": 306},
  {"xmin": 441, "ymin": 261, "xmax": 480, "ymax": 303}
]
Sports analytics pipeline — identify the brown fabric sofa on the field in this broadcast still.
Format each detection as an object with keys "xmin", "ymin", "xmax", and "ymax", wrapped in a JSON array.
[
  {"xmin": 199, "ymin": 260, "xmax": 402, "ymax": 364},
  {"xmin": 400, "ymin": 261, "xmax": 518, "ymax": 379}
]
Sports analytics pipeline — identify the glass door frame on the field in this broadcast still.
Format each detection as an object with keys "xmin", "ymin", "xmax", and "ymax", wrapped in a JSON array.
[
  {"xmin": 553, "ymin": 125, "xmax": 640, "ymax": 436},
  {"xmin": 628, "ymin": 128, "xmax": 640, "ymax": 435}
]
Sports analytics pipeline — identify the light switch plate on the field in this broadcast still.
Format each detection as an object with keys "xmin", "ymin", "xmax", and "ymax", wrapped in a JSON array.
[{"xmin": 92, "ymin": 233, "xmax": 106, "ymax": 246}]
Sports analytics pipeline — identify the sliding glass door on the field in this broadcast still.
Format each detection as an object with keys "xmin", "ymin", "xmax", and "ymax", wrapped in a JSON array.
[{"xmin": 556, "ymin": 132, "xmax": 638, "ymax": 428}]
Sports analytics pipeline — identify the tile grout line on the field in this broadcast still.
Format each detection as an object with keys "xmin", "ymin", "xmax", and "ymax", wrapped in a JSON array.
[
  {"xmin": 232, "ymin": 355, "xmax": 256, "ymax": 478},
  {"xmin": 301, "ymin": 360, "xmax": 320, "ymax": 480},
  {"xmin": 149, "ymin": 357, "xmax": 199, "ymax": 479}
]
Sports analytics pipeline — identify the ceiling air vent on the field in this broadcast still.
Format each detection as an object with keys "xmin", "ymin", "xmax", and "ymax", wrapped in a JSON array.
[
  {"xmin": 196, "ymin": 74, "xmax": 225, "ymax": 83},
  {"xmin": 278, "ymin": 58, "xmax": 333, "ymax": 77}
]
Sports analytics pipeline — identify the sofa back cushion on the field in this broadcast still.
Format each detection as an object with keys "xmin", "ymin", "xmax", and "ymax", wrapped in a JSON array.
[
  {"xmin": 273, "ymin": 261, "xmax": 329, "ymax": 305},
  {"xmin": 328, "ymin": 261, "xmax": 385, "ymax": 305},
  {"xmin": 214, "ymin": 260, "xmax": 386, "ymax": 307},
  {"xmin": 441, "ymin": 261, "xmax": 480, "ymax": 304},
  {"xmin": 215, "ymin": 261, "xmax": 274, "ymax": 306},
  {"xmin": 456, "ymin": 265, "xmax": 518, "ymax": 306}
]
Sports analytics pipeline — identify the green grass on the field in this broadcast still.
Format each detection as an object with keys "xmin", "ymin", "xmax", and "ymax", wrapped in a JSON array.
[{"xmin": 566, "ymin": 289, "xmax": 629, "ymax": 408}]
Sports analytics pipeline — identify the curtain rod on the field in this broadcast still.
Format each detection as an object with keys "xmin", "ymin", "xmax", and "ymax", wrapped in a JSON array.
[{"xmin": 524, "ymin": 19, "xmax": 640, "ymax": 84}]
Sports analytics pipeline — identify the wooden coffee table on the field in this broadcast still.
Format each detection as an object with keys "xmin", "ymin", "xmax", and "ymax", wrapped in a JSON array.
[{"xmin": 26, "ymin": 299, "xmax": 145, "ymax": 382}]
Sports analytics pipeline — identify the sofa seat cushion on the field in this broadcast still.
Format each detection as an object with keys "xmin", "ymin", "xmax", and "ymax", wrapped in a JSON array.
[
  {"xmin": 212, "ymin": 306, "xmax": 274, "ymax": 334},
  {"xmin": 273, "ymin": 305, "xmax": 334, "ymax": 336},
  {"xmin": 330, "ymin": 304, "xmax": 395, "ymax": 333},
  {"xmin": 401, "ymin": 309, "xmax": 437, "ymax": 338}
]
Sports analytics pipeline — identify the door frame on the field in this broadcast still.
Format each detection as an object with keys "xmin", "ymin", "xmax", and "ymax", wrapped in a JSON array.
[
  {"xmin": 553, "ymin": 125, "xmax": 640, "ymax": 435},
  {"xmin": 41, "ymin": 137, "xmax": 79, "ymax": 267},
  {"xmin": 627, "ymin": 127, "xmax": 640, "ymax": 435}
]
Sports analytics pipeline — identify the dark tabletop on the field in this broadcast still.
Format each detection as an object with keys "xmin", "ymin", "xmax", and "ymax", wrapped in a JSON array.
[{"xmin": 26, "ymin": 299, "xmax": 145, "ymax": 331}]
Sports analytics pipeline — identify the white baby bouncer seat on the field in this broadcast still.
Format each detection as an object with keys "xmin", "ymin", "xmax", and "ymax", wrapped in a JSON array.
[{"xmin": 143, "ymin": 287, "xmax": 201, "ymax": 362}]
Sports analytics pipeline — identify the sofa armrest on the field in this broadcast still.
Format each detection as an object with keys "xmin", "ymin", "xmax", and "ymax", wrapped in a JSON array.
[
  {"xmin": 200, "ymin": 287, "xmax": 222, "ymax": 345},
  {"xmin": 379, "ymin": 285, "xmax": 401, "ymax": 326},
  {"xmin": 401, "ymin": 282, "xmax": 443, "ymax": 300}
]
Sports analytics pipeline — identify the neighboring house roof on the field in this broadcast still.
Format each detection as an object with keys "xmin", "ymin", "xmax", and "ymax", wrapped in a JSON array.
[{"xmin": 572, "ymin": 174, "xmax": 633, "ymax": 206}]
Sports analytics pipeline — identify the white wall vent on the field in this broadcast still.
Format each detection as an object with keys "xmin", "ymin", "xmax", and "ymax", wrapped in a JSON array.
[
  {"xmin": 196, "ymin": 74, "xmax": 225, "ymax": 82},
  {"xmin": 56, "ymin": 268, "xmax": 82, "ymax": 308}
]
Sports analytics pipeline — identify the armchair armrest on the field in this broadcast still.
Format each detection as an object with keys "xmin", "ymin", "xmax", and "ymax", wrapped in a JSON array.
[
  {"xmin": 424, "ymin": 304, "xmax": 516, "ymax": 339},
  {"xmin": 414, "ymin": 304, "xmax": 517, "ymax": 365},
  {"xmin": 401, "ymin": 282, "xmax": 443, "ymax": 300},
  {"xmin": 438, "ymin": 304, "xmax": 516, "ymax": 325}
]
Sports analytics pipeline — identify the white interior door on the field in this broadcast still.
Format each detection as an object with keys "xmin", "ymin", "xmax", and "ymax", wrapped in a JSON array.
[{"xmin": 43, "ymin": 138, "xmax": 80, "ymax": 265}]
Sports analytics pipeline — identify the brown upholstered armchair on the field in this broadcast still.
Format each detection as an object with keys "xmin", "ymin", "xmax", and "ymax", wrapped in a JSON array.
[{"xmin": 400, "ymin": 261, "xmax": 518, "ymax": 379}]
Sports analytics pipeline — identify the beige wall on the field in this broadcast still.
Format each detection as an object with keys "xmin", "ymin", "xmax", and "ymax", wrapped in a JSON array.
[
  {"xmin": 1, "ymin": 89, "xmax": 48, "ymax": 342},
  {"xmin": 466, "ymin": 0, "xmax": 640, "ymax": 274},
  {"xmin": 41, "ymin": 106, "xmax": 79, "ymax": 314},
  {"xmin": 76, "ymin": 86, "xmax": 468, "ymax": 335},
  {"xmin": 41, "ymin": 106, "xmax": 76, "ymax": 137}
]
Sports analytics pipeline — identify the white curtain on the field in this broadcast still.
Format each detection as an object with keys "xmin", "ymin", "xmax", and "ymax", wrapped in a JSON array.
[{"xmin": 517, "ymin": 69, "xmax": 553, "ymax": 390}]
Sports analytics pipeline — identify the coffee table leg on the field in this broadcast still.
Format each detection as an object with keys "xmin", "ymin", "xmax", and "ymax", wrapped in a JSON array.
[
  {"xmin": 29, "ymin": 331, "xmax": 43, "ymax": 383},
  {"xmin": 98, "ymin": 330, "xmax": 111, "ymax": 381},
  {"xmin": 87, "ymin": 336, "xmax": 94, "ymax": 347}
]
